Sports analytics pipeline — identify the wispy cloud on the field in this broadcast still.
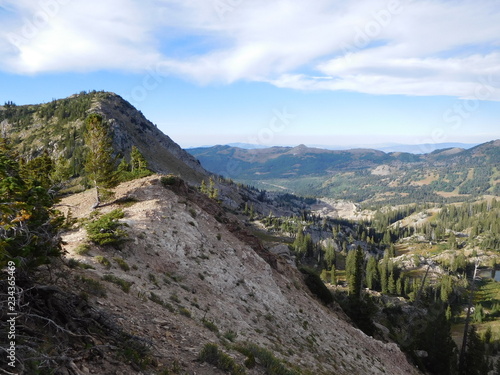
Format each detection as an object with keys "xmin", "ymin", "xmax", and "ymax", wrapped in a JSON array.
[{"xmin": 1, "ymin": 0, "xmax": 499, "ymax": 99}]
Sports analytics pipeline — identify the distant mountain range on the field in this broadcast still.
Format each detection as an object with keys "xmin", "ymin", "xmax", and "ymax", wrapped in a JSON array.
[
  {"xmin": 188, "ymin": 141, "xmax": 500, "ymax": 204},
  {"xmin": 204, "ymin": 142, "xmax": 480, "ymax": 153}
]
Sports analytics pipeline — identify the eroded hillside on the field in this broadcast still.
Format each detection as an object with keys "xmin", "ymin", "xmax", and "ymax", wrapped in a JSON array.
[{"xmin": 56, "ymin": 175, "xmax": 420, "ymax": 375}]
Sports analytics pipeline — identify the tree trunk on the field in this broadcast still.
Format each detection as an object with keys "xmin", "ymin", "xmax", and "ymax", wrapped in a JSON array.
[{"xmin": 92, "ymin": 183, "xmax": 101, "ymax": 209}]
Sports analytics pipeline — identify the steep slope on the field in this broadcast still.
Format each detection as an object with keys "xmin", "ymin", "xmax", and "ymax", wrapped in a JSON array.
[{"xmin": 57, "ymin": 175, "xmax": 421, "ymax": 375}]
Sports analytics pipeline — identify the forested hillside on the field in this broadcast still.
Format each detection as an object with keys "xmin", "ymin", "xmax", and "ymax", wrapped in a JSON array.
[{"xmin": 188, "ymin": 141, "xmax": 500, "ymax": 204}]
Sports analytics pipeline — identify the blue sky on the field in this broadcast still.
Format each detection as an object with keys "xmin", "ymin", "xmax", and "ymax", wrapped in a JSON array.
[{"xmin": 0, "ymin": 0, "xmax": 499, "ymax": 148}]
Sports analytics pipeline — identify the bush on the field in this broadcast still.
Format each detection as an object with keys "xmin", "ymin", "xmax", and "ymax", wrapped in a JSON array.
[
  {"xmin": 113, "ymin": 257, "xmax": 130, "ymax": 271},
  {"xmin": 179, "ymin": 307, "xmax": 192, "ymax": 318},
  {"xmin": 94, "ymin": 255, "xmax": 111, "ymax": 269},
  {"xmin": 233, "ymin": 343, "xmax": 299, "ymax": 375},
  {"xmin": 160, "ymin": 175, "xmax": 177, "ymax": 187},
  {"xmin": 74, "ymin": 243, "xmax": 91, "ymax": 255},
  {"xmin": 76, "ymin": 276, "xmax": 107, "ymax": 297},
  {"xmin": 102, "ymin": 274, "xmax": 132, "ymax": 293},
  {"xmin": 202, "ymin": 319, "xmax": 219, "ymax": 333},
  {"xmin": 85, "ymin": 209, "xmax": 128, "ymax": 246},
  {"xmin": 149, "ymin": 292, "xmax": 175, "ymax": 312},
  {"xmin": 199, "ymin": 343, "xmax": 246, "ymax": 375}
]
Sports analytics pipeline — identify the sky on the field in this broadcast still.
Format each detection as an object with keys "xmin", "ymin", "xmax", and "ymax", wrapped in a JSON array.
[{"xmin": 0, "ymin": 0, "xmax": 499, "ymax": 149}]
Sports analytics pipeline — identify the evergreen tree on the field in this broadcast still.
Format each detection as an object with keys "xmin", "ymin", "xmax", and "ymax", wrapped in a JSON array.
[
  {"xmin": 84, "ymin": 113, "xmax": 116, "ymax": 207},
  {"xmin": 330, "ymin": 265, "xmax": 337, "ymax": 285},
  {"xmin": 347, "ymin": 246, "xmax": 364, "ymax": 297},
  {"xmin": 19, "ymin": 151, "xmax": 54, "ymax": 189},
  {"xmin": 388, "ymin": 272, "xmax": 396, "ymax": 294},
  {"xmin": 379, "ymin": 256, "xmax": 389, "ymax": 294},
  {"xmin": 461, "ymin": 326, "xmax": 488, "ymax": 375},
  {"xmin": 0, "ymin": 140, "xmax": 62, "ymax": 273},
  {"xmin": 324, "ymin": 241, "xmax": 336, "ymax": 268},
  {"xmin": 130, "ymin": 145, "xmax": 148, "ymax": 172},
  {"xmin": 417, "ymin": 308, "xmax": 458, "ymax": 375},
  {"xmin": 365, "ymin": 256, "xmax": 379, "ymax": 290},
  {"xmin": 200, "ymin": 180, "xmax": 208, "ymax": 195},
  {"xmin": 51, "ymin": 156, "xmax": 72, "ymax": 184}
]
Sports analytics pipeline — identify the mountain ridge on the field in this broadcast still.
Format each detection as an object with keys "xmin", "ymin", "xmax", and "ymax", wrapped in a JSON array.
[{"xmin": 188, "ymin": 140, "xmax": 500, "ymax": 203}]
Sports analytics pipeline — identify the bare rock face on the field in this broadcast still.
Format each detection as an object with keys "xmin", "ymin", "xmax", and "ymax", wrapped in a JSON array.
[
  {"xmin": 91, "ymin": 93, "xmax": 207, "ymax": 183},
  {"xmin": 60, "ymin": 175, "xmax": 422, "ymax": 375}
]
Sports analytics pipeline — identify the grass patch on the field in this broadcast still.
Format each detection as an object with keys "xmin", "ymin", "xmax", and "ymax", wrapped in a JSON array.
[
  {"xmin": 223, "ymin": 330, "xmax": 238, "ymax": 342},
  {"xmin": 179, "ymin": 307, "xmax": 192, "ymax": 318},
  {"xmin": 75, "ymin": 275, "xmax": 107, "ymax": 297},
  {"xmin": 233, "ymin": 342, "xmax": 300, "ymax": 375},
  {"xmin": 74, "ymin": 243, "xmax": 91, "ymax": 255},
  {"xmin": 149, "ymin": 292, "xmax": 175, "ymax": 312},
  {"xmin": 94, "ymin": 255, "xmax": 111, "ymax": 269},
  {"xmin": 199, "ymin": 343, "xmax": 246, "ymax": 375},
  {"xmin": 102, "ymin": 274, "xmax": 132, "ymax": 293},
  {"xmin": 113, "ymin": 257, "xmax": 130, "ymax": 271},
  {"xmin": 202, "ymin": 318, "xmax": 219, "ymax": 333}
]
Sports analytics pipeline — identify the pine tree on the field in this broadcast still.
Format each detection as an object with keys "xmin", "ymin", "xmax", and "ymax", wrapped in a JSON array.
[
  {"xmin": 379, "ymin": 255, "xmax": 389, "ymax": 294},
  {"xmin": 417, "ymin": 309, "xmax": 458, "ymax": 375},
  {"xmin": 0, "ymin": 139, "xmax": 63, "ymax": 273},
  {"xmin": 461, "ymin": 326, "xmax": 488, "ymax": 375},
  {"xmin": 330, "ymin": 265, "xmax": 337, "ymax": 285},
  {"xmin": 324, "ymin": 241, "xmax": 336, "ymax": 268},
  {"xmin": 19, "ymin": 151, "xmax": 54, "ymax": 189},
  {"xmin": 130, "ymin": 145, "xmax": 148, "ymax": 172},
  {"xmin": 84, "ymin": 113, "xmax": 116, "ymax": 207},
  {"xmin": 365, "ymin": 256, "xmax": 379, "ymax": 290},
  {"xmin": 51, "ymin": 156, "xmax": 72, "ymax": 184},
  {"xmin": 200, "ymin": 180, "xmax": 208, "ymax": 195},
  {"xmin": 347, "ymin": 246, "xmax": 364, "ymax": 297},
  {"xmin": 388, "ymin": 272, "xmax": 396, "ymax": 294}
]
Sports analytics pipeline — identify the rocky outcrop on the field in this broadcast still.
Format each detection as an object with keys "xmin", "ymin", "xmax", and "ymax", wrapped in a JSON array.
[{"xmin": 90, "ymin": 93, "xmax": 208, "ymax": 183}]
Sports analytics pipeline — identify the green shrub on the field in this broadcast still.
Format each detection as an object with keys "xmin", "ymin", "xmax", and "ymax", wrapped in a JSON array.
[
  {"xmin": 85, "ymin": 209, "xmax": 128, "ymax": 246},
  {"xmin": 202, "ymin": 319, "xmax": 219, "ymax": 333},
  {"xmin": 74, "ymin": 243, "xmax": 91, "ymax": 255},
  {"xmin": 102, "ymin": 274, "xmax": 132, "ymax": 293},
  {"xmin": 76, "ymin": 276, "xmax": 107, "ymax": 297},
  {"xmin": 234, "ymin": 343, "xmax": 299, "ymax": 375},
  {"xmin": 149, "ymin": 292, "xmax": 175, "ymax": 312},
  {"xmin": 68, "ymin": 258, "xmax": 94, "ymax": 269},
  {"xmin": 199, "ymin": 343, "xmax": 246, "ymax": 375},
  {"xmin": 160, "ymin": 175, "xmax": 177, "ymax": 187},
  {"xmin": 94, "ymin": 255, "xmax": 111, "ymax": 269},
  {"xmin": 179, "ymin": 307, "xmax": 192, "ymax": 318},
  {"xmin": 223, "ymin": 330, "xmax": 238, "ymax": 342},
  {"xmin": 113, "ymin": 256, "xmax": 130, "ymax": 271}
]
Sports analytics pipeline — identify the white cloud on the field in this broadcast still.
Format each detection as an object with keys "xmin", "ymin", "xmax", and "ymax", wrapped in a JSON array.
[{"xmin": 1, "ymin": 0, "xmax": 500, "ymax": 99}]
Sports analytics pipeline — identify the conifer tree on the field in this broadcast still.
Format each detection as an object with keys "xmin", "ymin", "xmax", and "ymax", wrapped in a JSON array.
[
  {"xmin": 388, "ymin": 272, "xmax": 396, "ymax": 294},
  {"xmin": 324, "ymin": 241, "xmax": 336, "ymax": 268},
  {"xmin": 365, "ymin": 256, "xmax": 379, "ymax": 290},
  {"xmin": 84, "ymin": 113, "xmax": 115, "ymax": 207},
  {"xmin": 0, "ymin": 139, "xmax": 62, "ymax": 272},
  {"xmin": 330, "ymin": 265, "xmax": 337, "ymax": 285},
  {"xmin": 347, "ymin": 246, "xmax": 364, "ymax": 297},
  {"xmin": 130, "ymin": 145, "xmax": 148, "ymax": 172}
]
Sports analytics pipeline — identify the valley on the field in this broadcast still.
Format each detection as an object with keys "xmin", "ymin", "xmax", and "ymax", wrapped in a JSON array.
[{"xmin": 188, "ymin": 142, "xmax": 500, "ymax": 205}]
